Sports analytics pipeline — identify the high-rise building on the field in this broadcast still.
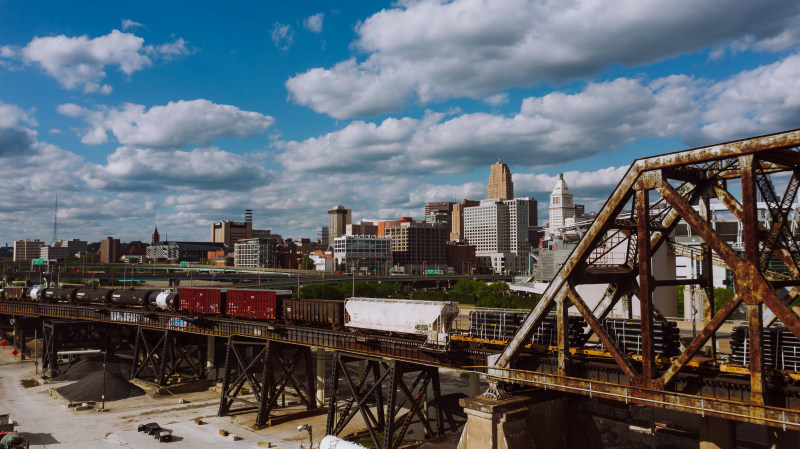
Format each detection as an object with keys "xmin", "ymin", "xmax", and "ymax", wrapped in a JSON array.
[
  {"xmin": 450, "ymin": 200, "xmax": 480, "ymax": 241},
  {"xmin": 234, "ymin": 237, "xmax": 279, "ymax": 268},
  {"xmin": 386, "ymin": 222, "xmax": 448, "ymax": 274},
  {"xmin": 211, "ymin": 220, "xmax": 253, "ymax": 246},
  {"xmin": 13, "ymin": 239, "xmax": 44, "ymax": 261},
  {"xmin": 549, "ymin": 173, "xmax": 574, "ymax": 230},
  {"xmin": 100, "ymin": 237, "xmax": 121, "ymax": 264},
  {"xmin": 316, "ymin": 226, "xmax": 329, "ymax": 245},
  {"xmin": 424, "ymin": 202, "xmax": 454, "ymax": 217},
  {"xmin": 463, "ymin": 198, "xmax": 530, "ymax": 274},
  {"xmin": 346, "ymin": 221, "xmax": 378, "ymax": 237},
  {"xmin": 328, "ymin": 205, "xmax": 352, "ymax": 243},
  {"xmin": 488, "ymin": 161, "xmax": 514, "ymax": 200},
  {"xmin": 333, "ymin": 235, "xmax": 392, "ymax": 274},
  {"xmin": 378, "ymin": 217, "xmax": 414, "ymax": 237}
]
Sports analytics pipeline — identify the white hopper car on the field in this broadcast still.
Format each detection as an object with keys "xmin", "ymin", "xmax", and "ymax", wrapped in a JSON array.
[{"xmin": 344, "ymin": 297, "xmax": 459, "ymax": 347}]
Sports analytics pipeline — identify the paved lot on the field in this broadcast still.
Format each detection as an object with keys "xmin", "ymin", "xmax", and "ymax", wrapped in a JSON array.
[{"xmin": 0, "ymin": 344, "xmax": 477, "ymax": 448}]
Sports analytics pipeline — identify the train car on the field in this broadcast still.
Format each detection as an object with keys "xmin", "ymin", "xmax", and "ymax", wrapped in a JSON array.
[
  {"xmin": 178, "ymin": 287, "xmax": 226, "ymax": 315},
  {"xmin": 344, "ymin": 297, "xmax": 459, "ymax": 346},
  {"xmin": 227, "ymin": 289, "xmax": 291, "ymax": 320},
  {"xmin": 152, "ymin": 290, "xmax": 179, "ymax": 311},
  {"xmin": 282, "ymin": 299, "xmax": 344, "ymax": 329},
  {"xmin": 74, "ymin": 288, "xmax": 113, "ymax": 305},
  {"xmin": 28, "ymin": 286, "xmax": 46, "ymax": 301},
  {"xmin": 2, "ymin": 287, "xmax": 29, "ymax": 301},
  {"xmin": 110, "ymin": 289, "xmax": 155, "ymax": 307},
  {"xmin": 43, "ymin": 287, "xmax": 78, "ymax": 303}
]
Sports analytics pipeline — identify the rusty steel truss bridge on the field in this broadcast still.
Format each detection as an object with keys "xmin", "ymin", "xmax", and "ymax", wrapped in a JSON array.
[{"xmin": 2, "ymin": 129, "xmax": 800, "ymax": 446}]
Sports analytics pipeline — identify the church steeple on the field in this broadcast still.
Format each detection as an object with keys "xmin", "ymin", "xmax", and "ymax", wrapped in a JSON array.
[{"xmin": 152, "ymin": 226, "xmax": 160, "ymax": 243}]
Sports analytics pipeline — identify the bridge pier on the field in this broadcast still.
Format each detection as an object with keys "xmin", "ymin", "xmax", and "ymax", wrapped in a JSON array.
[
  {"xmin": 326, "ymin": 352, "xmax": 444, "ymax": 449},
  {"xmin": 218, "ymin": 337, "xmax": 317, "ymax": 428},
  {"xmin": 458, "ymin": 391, "xmax": 602, "ymax": 449},
  {"xmin": 130, "ymin": 327, "xmax": 207, "ymax": 386}
]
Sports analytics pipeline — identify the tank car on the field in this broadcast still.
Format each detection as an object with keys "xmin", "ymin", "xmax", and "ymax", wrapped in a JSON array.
[
  {"xmin": 74, "ymin": 288, "xmax": 113, "ymax": 305},
  {"xmin": 42, "ymin": 287, "xmax": 78, "ymax": 303},
  {"xmin": 152, "ymin": 290, "xmax": 179, "ymax": 311},
  {"xmin": 110, "ymin": 289, "xmax": 155, "ymax": 307}
]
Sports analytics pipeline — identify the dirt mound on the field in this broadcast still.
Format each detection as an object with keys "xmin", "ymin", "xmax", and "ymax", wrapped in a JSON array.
[{"xmin": 56, "ymin": 370, "xmax": 144, "ymax": 402}]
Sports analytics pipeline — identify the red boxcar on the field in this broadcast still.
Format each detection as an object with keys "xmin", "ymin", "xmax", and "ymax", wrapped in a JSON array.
[
  {"xmin": 227, "ymin": 289, "xmax": 291, "ymax": 320},
  {"xmin": 178, "ymin": 287, "xmax": 226, "ymax": 315}
]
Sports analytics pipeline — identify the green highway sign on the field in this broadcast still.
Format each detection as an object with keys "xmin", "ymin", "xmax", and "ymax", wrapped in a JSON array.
[{"xmin": 32, "ymin": 258, "xmax": 45, "ymax": 266}]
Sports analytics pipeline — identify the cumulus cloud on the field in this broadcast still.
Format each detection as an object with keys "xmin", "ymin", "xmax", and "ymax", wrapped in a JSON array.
[
  {"xmin": 690, "ymin": 53, "xmax": 800, "ymax": 144},
  {"xmin": 304, "ymin": 13, "xmax": 324, "ymax": 33},
  {"xmin": 271, "ymin": 22, "xmax": 294, "ymax": 50},
  {"xmin": 278, "ymin": 76, "xmax": 699, "ymax": 174},
  {"xmin": 58, "ymin": 99, "xmax": 274, "ymax": 148},
  {"xmin": 13, "ymin": 29, "xmax": 190, "ymax": 93},
  {"xmin": 82, "ymin": 146, "xmax": 270, "ymax": 192},
  {"xmin": 287, "ymin": 0, "xmax": 800, "ymax": 118}
]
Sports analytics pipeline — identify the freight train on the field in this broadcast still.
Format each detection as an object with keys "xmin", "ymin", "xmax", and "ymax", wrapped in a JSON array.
[
  {"xmin": 0, "ymin": 286, "xmax": 460, "ymax": 347},
  {"xmin": 1, "ymin": 285, "xmax": 696, "ymax": 355}
]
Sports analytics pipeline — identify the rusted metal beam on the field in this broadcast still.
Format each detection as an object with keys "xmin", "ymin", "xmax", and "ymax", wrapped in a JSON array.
[
  {"xmin": 748, "ymin": 304, "xmax": 766, "ymax": 407},
  {"xmin": 566, "ymin": 284, "xmax": 638, "ymax": 381},
  {"xmin": 557, "ymin": 293, "xmax": 569, "ymax": 376},
  {"xmin": 657, "ymin": 180, "xmax": 741, "ymax": 270},
  {"xmin": 490, "ymin": 367, "xmax": 800, "ymax": 430},
  {"xmin": 659, "ymin": 294, "xmax": 743, "ymax": 388},
  {"xmin": 699, "ymin": 194, "xmax": 717, "ymax": 359},
  {"xmin": 636, "ymin": 189, "xmax": 656, "ymax": 384}
]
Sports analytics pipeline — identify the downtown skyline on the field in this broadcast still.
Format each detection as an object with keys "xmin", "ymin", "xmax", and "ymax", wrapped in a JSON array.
[{"xmin": 1, "ymin": 0, "xmax": 800, "ymax": 244}]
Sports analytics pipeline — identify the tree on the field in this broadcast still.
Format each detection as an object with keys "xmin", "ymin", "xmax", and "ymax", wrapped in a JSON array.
[{"xmin": 300, "ymin": 256, "xmax": 315, "ymax": 270}]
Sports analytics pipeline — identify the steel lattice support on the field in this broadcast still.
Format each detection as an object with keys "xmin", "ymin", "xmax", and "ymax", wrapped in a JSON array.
[
  {"xmin": 217, "ymin": 337, "xmax": 316, "ymax": 428},
  {"xmin": 131, "ymin": 327, "xmax": 206, "ymax": 386},
  {"xmin": 41, "ymin": 319, "xmax": 131, "ymax": 378},
  {"xmin": 326, "ymin": 352, "xmax": 443, "ymax": 449},
  {"xmin": 492, "ymin": 129, "xmax": 800, "ymax": 428}
]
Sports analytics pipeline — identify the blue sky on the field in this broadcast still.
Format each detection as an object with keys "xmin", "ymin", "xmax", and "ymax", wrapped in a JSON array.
[{"xmin": 1, "ymin": 0, "xmax": 800, "ymax": 245}]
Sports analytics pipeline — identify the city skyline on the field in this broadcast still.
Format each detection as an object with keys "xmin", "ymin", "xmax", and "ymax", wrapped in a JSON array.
[{"xmin": 2, "ymin": 1, "xmax": 800, "ymax": 244}]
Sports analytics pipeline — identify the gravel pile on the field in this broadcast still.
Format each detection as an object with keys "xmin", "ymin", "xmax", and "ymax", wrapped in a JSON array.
[
  {"xmin": 56, "ymin": 354, "xmax": 131, "ymax": 381},
  {"xmin": 55, "ymin": 354, "xmax": 144, "ymax": 403},
  {"xmin": 56, "ymin": 370, "xmax": 145, "ymax": 402}
]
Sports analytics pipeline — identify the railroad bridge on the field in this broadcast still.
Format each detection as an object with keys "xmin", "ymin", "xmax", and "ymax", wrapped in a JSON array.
[{"xmin": 3, "ymin": 129, "xmax": 800, "ymax": 448}]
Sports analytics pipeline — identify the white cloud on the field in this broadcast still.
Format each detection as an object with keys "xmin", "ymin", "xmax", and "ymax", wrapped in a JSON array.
[
  {"xmin": 0, "ymin": 102, "xmax": 37, "ymax": 129},
  {"xmin": 82, "ymin": 146, "xmax": 269, "ymax": 192},
  {"xmin": 21, "ymin": 30, "xmax": 153, "ymax": 92},
  {"xmin": 304, "ymin": 13, "xmax": 324, "ymax": 33},
  {"xmin": 271, "ymin": 22, "xmax": 294, "ymax": 50},
  {"xmin": 156, "ymin": 38, "xmax": 191, "ymax": 60},
  {"xmin": 121, "ymin": 19, "xmax": 144, "ymax": 31},
  {"xmin": 16, "ymin": 29, "xmax": 191, "ymax": 93},
  {"xmin": 691, "ymin": 53, "xmax": 800, "ymax": 144},
  {"xmin": 279, "ymin": 75, "xmax": 699, "ymax": 174},
  {"xmin": 58, "ymin": 99, "xmax": 274, "ymax": 148},
  {"xmin": 287, "ymin": 0, "xmax": 800, "ymax": 119}
]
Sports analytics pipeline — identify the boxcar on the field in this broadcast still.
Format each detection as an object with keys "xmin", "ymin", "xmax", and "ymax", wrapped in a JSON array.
[
  {"xmin": 227, "ymin": 289, "xmax": 291, "ymax": 320},
  {"xmin": 282, "ymin": 299, "xmax": 344, "ymax": 329},
  {"xmin": 178, "ymin": 287, "xmax": 226, "ymax": 315}
]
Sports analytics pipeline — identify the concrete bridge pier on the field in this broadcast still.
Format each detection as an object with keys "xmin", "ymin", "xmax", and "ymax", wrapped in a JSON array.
[{"xmin": 457, "ymin": 391, "xmax": 601, "ymax": 449}]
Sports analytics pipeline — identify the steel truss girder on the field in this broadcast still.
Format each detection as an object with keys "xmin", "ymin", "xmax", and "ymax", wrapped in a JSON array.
[
  {"xmin": 41, "ymin": 319, "xmax": 132, "ymax": 378},
  {"xmin": 494, "ymin": 129, "xmax": 800, "ymax": 428},
  {"xmin": 217, "ymin": 337, "xmax": 316, "ymax": 428},
  {"xmin": 326, "ymin": 352, "xmax": 444, "ymax": 449},
  {"xmin": 131, "ymin": 326, "xmax": 206, "ymax": 386}
]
